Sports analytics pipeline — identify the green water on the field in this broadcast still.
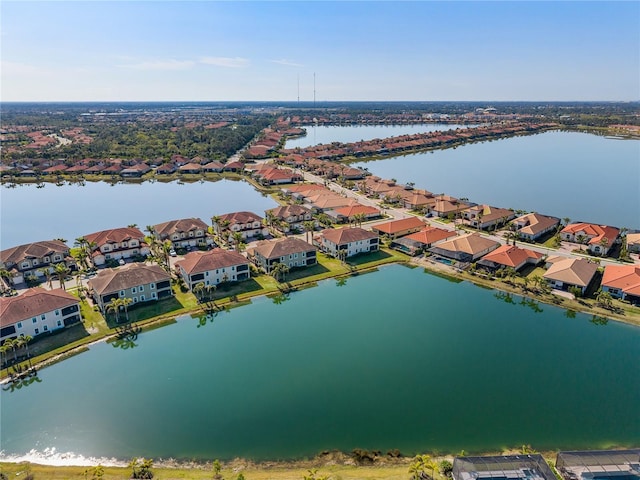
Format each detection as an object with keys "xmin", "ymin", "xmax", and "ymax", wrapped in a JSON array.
[{"xmin": 1, "ymin": 265, "xmax": 639, "ymax": 461}]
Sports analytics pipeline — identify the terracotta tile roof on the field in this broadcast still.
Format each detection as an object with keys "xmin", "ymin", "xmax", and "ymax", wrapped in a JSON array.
[
  {"xmin": 1, "ymin": 240, "xmax": 70, "ymax": 266},
  {"xmin": 84, "ymin": 227, "xmax": 146, "ymax": 247},
  {"xmin": 543, "ymin": 258, "xmax": 598, "ymax": 287},
  {"xmin": 176, "ymin": 249, "xmax": 248, "ymax": 275},
  {"xmin": 627, "ymin": 233, "xmax": 640, "ymax": 246},
  {"xmin": 88, "ymin": 264, "xmax": 170, "ymax": 296},
  {"xmin": 319, "ymin": 227, "xmax": 378, "ymax": 245},
  {"xmin": 266, "ymin": 205, "xmax": 312, "ymax": 218},
  {"xmin": 372, "ymin": 217, "xmax": 425, "ymax": 235},
  {"xmin": 332, "ymin": 204, "xmax": 380, "ymax": 217},
  {"xmin": 601, "ymin": 265, "xmax": 640, "ymax": 296},
  {"xmin": 282, "ymin": 184, "xmax": 329, "ymax": 194},
  {"xmin": 479, "ymin": 244, "xmax": 543, "ymax": 268},
  {"xmin": 218, "ymin": 211, "xmax": 263, "ymax": 225},
  {"xmin": 153, "ymin": 218, "xmax": 209, "ymax": 237},
  {"xmin": 308, "ymin": 196, "xmax": 358, "ymax": 210},
  {"xmin": 434, "ymin": 233, "xmax": 500, "ymax": 255},
  {"xmin": 513, "ymin": 213, "xmax": 560, "ymax": 236},
  {"xmin": 0, "ymin": 288, "xmax": 79, "ymax": 328},
  {"xmin": 464, "ymin": 204, "xmax": 515, "ymax": 223},
  {"xmin": 178, "ymin": 163, "xmax": 202, "ymax": 172},
  {"xmin": 405, "ymin": 227, "xmax": 457, "ymax": 245},
  {"xmin": 561, "ymin": 223, "xmax": 620, "ymax": 246},
  {"xmin": 246, "ymin": 237, "xmax": 315, "ymax": 260}
]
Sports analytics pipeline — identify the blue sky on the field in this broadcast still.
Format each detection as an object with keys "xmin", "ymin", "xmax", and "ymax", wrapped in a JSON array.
[{"xmin": 1, "ymin": 1, "xmax": 638, "ymax": 102}]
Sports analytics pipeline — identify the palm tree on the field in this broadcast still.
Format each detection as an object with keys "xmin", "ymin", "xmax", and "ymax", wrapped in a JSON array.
[
  {"xmin": 303, "ymin": 221, "xmax": 316, "ymax": 244},
  {"xmin": 193, "ymin": 282, "xmax": 205, "ymax": 303},
  {"xmin": 596, "ymin": 289, "xmax": 613, "ymax": 309},
  {"xmin": 271, "ymin": 262, "xmax": 290, "ymax": 282},
  {"xmin": 576, "ymin": 234, "xmax": 587, "ymax": 250},
  {"xmin": 106, "ymin": 298, "xmax": 122, "ymax": 323},
  {"xmin": 352, "ymin": 213, "xmax": 366, "ymax": 228},
  {"xmin": 120, "ymin": 297, "xmax": 133, "ymax": 323},
  {"xmin": 54, "ymin": 263, "xmax": 70, "ymax": 290},
  {"xmin": 38, "ymin": 267, "xmax": 54, "ymax": 289},
  {"xmin": 562, "ymin": 217, "xmax": 571, "ymax": 227},
  {"xmin": 231, "ymin": 232, "xmax": 245, "ymax": 253},
  {"xmin": 598, "ymin": 237, "xmax": 609, "ymax": 255},
  {"xmin": 0, "ymin": 268, "xmax": 13, "ymax": 291}
]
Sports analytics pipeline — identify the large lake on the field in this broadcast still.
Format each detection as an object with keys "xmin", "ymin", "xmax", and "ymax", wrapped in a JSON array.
[
  {"xmin": 284, "ymin": 124, "xmax": 475, "ymax": 149},
  {"xmin": 1, "ymin": 265, "xmax": 639, "ymax": 463},
  {"xmin": 0, "ymin": 179, "xmax": 278, "ymax": 248},
  {"xmin": 350, "ymin": 130, "xmax": 639, "ymax": 229}
]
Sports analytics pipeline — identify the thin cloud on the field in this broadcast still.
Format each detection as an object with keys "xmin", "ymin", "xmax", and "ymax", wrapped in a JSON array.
[
  {"xmin": 199, "ymin": 56, "xmax": 249, "ymax": 68},
  {"xmin": 119, "ymin": 59, "xmax": 196, "ymax": 71},
  {"xmin": 270, "ymin": 59, "xmax": 304, "ymax": 67}
]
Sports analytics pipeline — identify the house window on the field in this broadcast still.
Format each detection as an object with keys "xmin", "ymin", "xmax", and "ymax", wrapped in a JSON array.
[
  {"xmin": 119, "ymin": 290, "xmax": 125, "ymax": 297},
  {"xmin": 133, "ymin": 297, "xmax": 138, "ymax": 303},
  {"xmin": 44, "ymin": 256, "xmax": 50, "ymax": 262},
  {"xmin": 140, "ymin": 295, "xmax": 145, "ymax": 301},
  {"xmin": 22, "ymin": 262, "xmax": 30, "ymax": 269},
  {"xmin": 41, "ymin": 314, "xmax": 46, "ymax": 321},
  {"xmin": 205, "ymin": 272, "xmax": 209, "ymax": 277},
  {"xmin": 34, "ymin": 328, "xmax": 39, "ymax": 335},
  {"xmin": 151, "ymin": 292, "xmax": 157, "ymax": 299},
  {"xmin": 33, "ymin": 259, "xmax": 39, "ymax": 266},
  {"xmin": 57, "ymin": 320, "xmax": 62, "ymax": 327},
  {"xmin": 43, "ymin": 325, "xmax": 48, "ymax": 332},
  {"xmin": 139, "ymin": 285, "xmax": 144, "ymax": 291},
  {"xmin": 53, "ymin": 255, "xmax": 61, "ymax": 261},
  {"xmin": 17, "ymin": 322, "xmax": 22, "ymax": 329},
  {"xmin": 150, "ymin": 283, "xmax": 155, "ymax": 289},
  {"xmin": 32, "ymin": 318, "xmax": 37, "ymax": 324},
  {"xmin": 55, "ymin": 310, "xmax": 60, "ymax": 316},
  {"xmin": 131, "ymin": 287, "xmax": 137, "ymax": 294}
]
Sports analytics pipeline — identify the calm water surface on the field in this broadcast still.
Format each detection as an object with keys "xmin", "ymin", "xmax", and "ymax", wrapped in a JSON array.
[
  {"xmin": 284, "ymin": 124, "xmax": 473, "ymax": 149},
  {"xmin": 0, "ymin": 179, "xmax": 278, "ymax": 248},
  {"xmin": 1, "ymin": 265, "xmax": 638, "ymax": 461},
  {"xmin": 351, "ymin": 131, "xmax": 640, "ymax": 229}
]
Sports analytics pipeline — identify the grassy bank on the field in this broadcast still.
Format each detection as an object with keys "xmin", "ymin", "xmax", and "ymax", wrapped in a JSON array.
[{"xmin": 0, "ymin": 449, "xmax": 562, "ymax": 480}]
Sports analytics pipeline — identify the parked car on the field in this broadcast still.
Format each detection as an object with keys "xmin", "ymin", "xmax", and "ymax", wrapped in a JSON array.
[{"xmin": 169, "ymin": 249, "xmax": 177, "ymax": 257}]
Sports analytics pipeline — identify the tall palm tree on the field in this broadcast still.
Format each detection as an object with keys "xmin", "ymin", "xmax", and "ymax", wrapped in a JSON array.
[
  {"xmin": 303, "ymin": 221, "xmax": 316, "ymax": 244},
  {"xmin": 106, "ymin": 298, "xmax": 122, "ymax": 323},
  {"xmin": 193, "ymin": 282, "xmax": 205, "ymax": 303},
  {"xmin": 231, "ymin": 232, "xmax": 245, "ymax": 253},
  {"xmin": 352, "ymin": 213, "xmax": 366, "ymax": 228},
  {"xmin": 271, "ymin": 262, "xmax": 290, "ymax": 282},
  {"xmin": 0, "ymin": 268, "xmax": 13, "ymax": 291},
  {"xmin": 38, "ymin": 267, "xmax": 54, "ymax": 289},
  {"xmin": 576, "ymin": 234, "xmax": 587, "ymax": 250},
  {"xmin": 120, "ymin": 297, "xmax": 133, "ymax": 323},
  {"xmin": 54, "ymin": 263, "xmax": 70, "ymax": 290}
]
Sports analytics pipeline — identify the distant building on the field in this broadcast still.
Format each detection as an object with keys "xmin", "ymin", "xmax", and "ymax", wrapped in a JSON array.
[
  {"xmin": 555, "ymin": 449, "xmax": 640, "ymax": 480},
  {"xmin": 175, "ymin": 249, "xmax": 250, "ymax": 290},
  {"xmin": 246, "ymin": 237, "xmax": 317, "ymax": 273},
  {"xmin": 315, "ymin": 227, "xmax": 379, "ymax": 258},
  {"xmin": 453, "ymin": 455, "xmax": 557, "ymax": 480},
  {"xmin": 152, "ymin": 218, "xmax": 213, "ymax": 249},
  {"xmin": 0, "ymin": 240, "xmax": 77, "ymax": 286}
]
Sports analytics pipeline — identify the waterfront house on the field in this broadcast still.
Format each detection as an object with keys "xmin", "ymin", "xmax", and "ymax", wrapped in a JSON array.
[
  {"xmin": 223, "ymin": 160, "xmax": 244, "ymax": 172},
  {"xmin": 155, "ymin": 163, "xmax": 178, "ymax": 175},
  {"xmin": 431, "ymin": 195, "xmax": 470, "ymax": 218},
  {"xmin": 212, "ymin": 211, "xmax": 269, "ymax": 241},
  {"xmin": 476, "ymin": 244, "xmax": 544, "ymax": 271},
  {"xmin": 560, "ymin": 223, "xmax": 620, "ymax": 256},
  {"xmin": 626, "ymin": 232, "xmax": 640, "ymax": 254},
  {"xmin": 202, "ymin": 160, "xmax": 224, "ymax": 173},
  {"xmin": 371, "ymin": 216, "xmax": 426, "ymax": 239},
  {"xmin": 120, "ymin": 163, "xmax": 151, "ymax": 178},
  {"xmin": 453, "ymin": 454, "xmax": 556, "ymax": 480},
  {"xmin": 0, "ymin": 240, "xmax": 77, "ymax": 286},
  {"xmin": 0, "ymin": 287, "xmax": 81, "ymax": 342},
  {"xmin": 511, "ymin": 212, "xmax": 560, "ymax": 242},
  {"xmin": 428, "ymin": 233, "xmax": 500, "ymax": 262},
  {"xmin": 175, "ymin": 249, "xmax": 250, "ymax": 290},
  {"xmin": 391, "ymin": 226, "xmax": 457, "ymax": 255},
  {"xmin": 265, "ymin": 205, "xmax": 314, "ymax": 234},
  {"xmin": 462, "ymin": 204, "xmax": 516, "ymax": 230},
  {"xmin": 178, "ymin": 163, "xmax": 203, "ymax": 174},
  {"xmin": 152, "ymin": 218, "xmax": 213, "ymax": 249},
  {"xmin": 84, "ymin": 227, "xmax": 150, "ymax": 267},
  {"xmin": 315, "ymin": 227, "xmax": 379, "ymax": 258},
  {"xmin": 280, "ymin": 183, "xmax": 328, "ymax": 199},
  {"xmin": 600, "ymin": 265, "xmax": 640, "ymax": 304},
  {"xmin": 555, "ymin": 449, "xmax": 640, "ymax": 480},
  {"xmin": 246, "ymin": 237, "xmax": 317, "ymax": 274},
  {"xmin": 87, "ymin": 263, "xmax": 172, "ymax": 314},
  {"xmin": 543, "ymin": 256, "xmax": 598, "ymax": 295}
]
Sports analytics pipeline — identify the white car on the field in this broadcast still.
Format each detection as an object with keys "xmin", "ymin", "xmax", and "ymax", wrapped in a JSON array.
[{"xmin": 169, "ymin": 249, "xmax": 177, "ymax": 257}]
